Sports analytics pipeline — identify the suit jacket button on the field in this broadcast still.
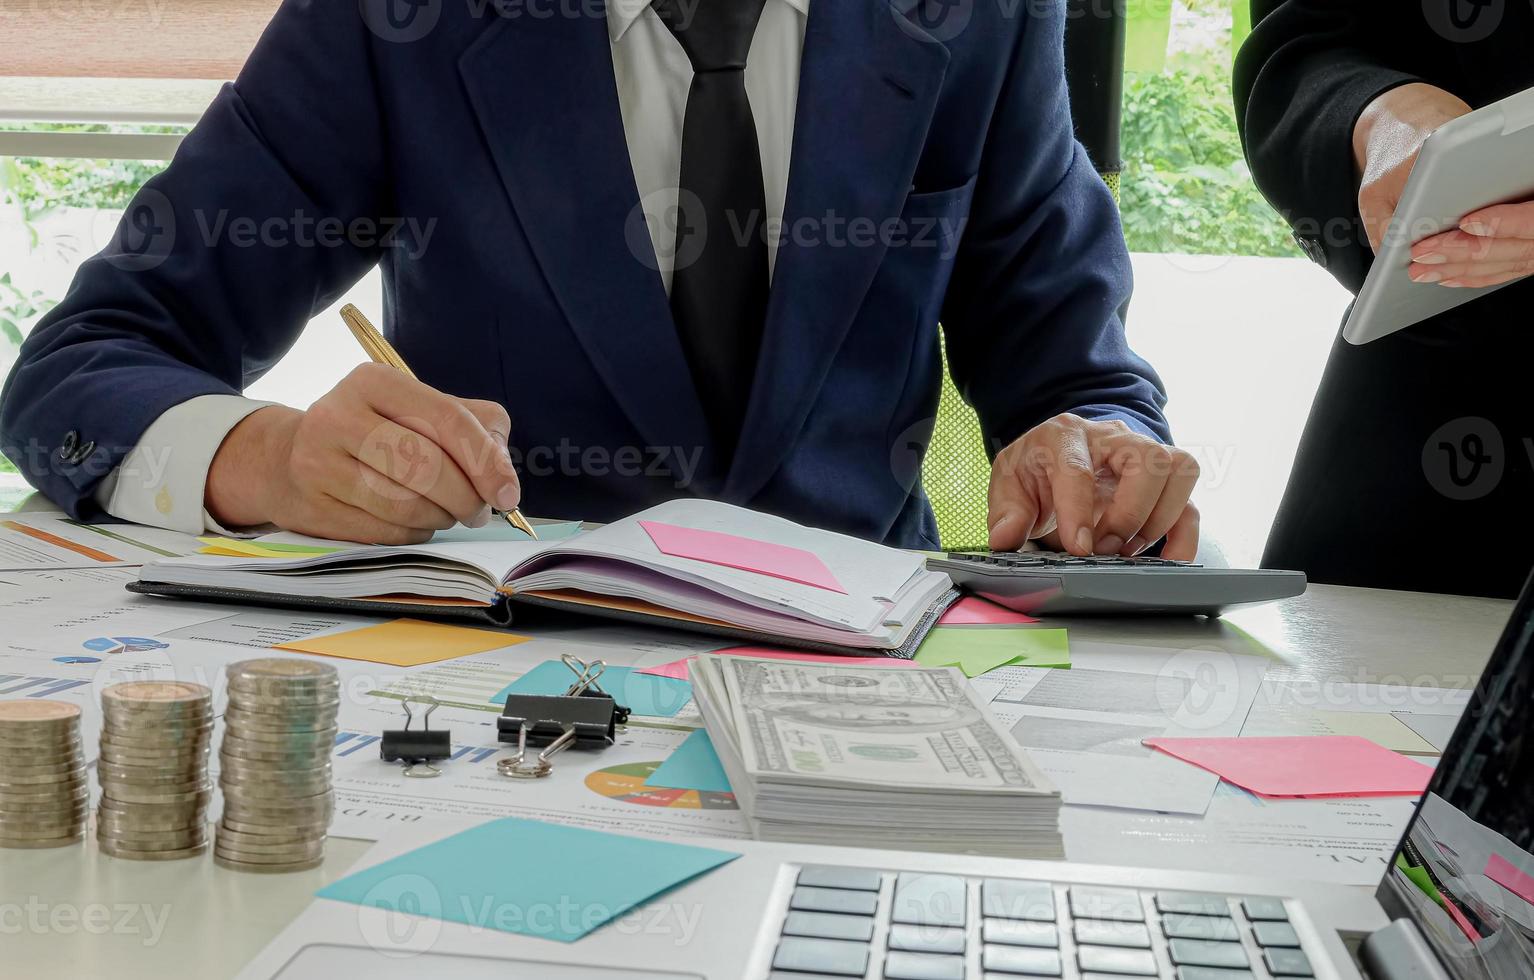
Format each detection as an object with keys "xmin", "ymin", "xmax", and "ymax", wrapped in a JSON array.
[
  {"xmin": 59, "ymin": 430, "xmax": 79, "ymax": 461},
  {"xmin": 1293, "ymin": 233, "xmax": 1327, "ymax": 269},
  {"xmin": 70, "ymin": 440, "xmax": 96, "ymax": 465}
]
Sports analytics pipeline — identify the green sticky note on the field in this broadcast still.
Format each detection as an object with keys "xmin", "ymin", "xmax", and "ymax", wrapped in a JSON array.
[
  {"xmin": 317, "ymin": 817, "xmax": 740, "ymax": 942},
  {"xmin": 914, "ymin": 626, "xmax": 1071, "ymax": 677}
]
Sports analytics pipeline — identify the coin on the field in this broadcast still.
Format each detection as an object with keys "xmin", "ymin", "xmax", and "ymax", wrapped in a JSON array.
[
  {"xmin": 0, "ymin": 815, "xmax": 88, "ymax": 834},
  {"xmin": 0, "ymin": 786, "xmax": 89, "ymax": 807},
  {"xmin": 215, "ymin": 823, "xmax": 323, "ymax": 846},
  {"xmin": 95, "ymin": 809, "xmax": 205, "ymax": 834},
  {"xmin": 97, "ymin": 747, "xmax": 208, "ymax": 765},
  {"xmin": 0, "ymin": 700, "xmax": 81, "ymax": 727},
  {"xmin": 0, "ymin": 832, "xmax": 85, "ymax": 849},
  {"xmin": 103, "ymin": 680, "xmax": 211, "ymax": 708},
  {"xmin": 218, "ymin": 816, "xmax": 331, "ymax": 837},
  {"xmin": 100, "ymin": 786, "xmax": 211, "ymax": 807},
  {"xmin": 228, "ymin": 658, "xmax": 339, "ymax": 684},
  {"xmin": 222, "ymin": 708, "xmax": 336, "ymax": 733},
  {"xmin": 214, "ymin": 841, "xmax": 325, "ymax": 863},
  {"xmin": 222, "ymin": 725, "xmax": 339, "ymax": 745},
  {"xmin": 99, "ymin": 839, "xmax": 208, "ymax": 861},
  {"xmin": 219, "ymin": 742, "xmax": 333, "ymax": 764},
  {"xmin": 214, "ymin": 853, "xmax": 324, "ymax": 873},
  {"xmin": 101, "ymin": 824, "xmax": 209, "ymax": 846},
  {"xmin": 5, "ymin": 757, "xmax": 88, "ymax": 777},
  {"xmin": 0, "ymin": 768, "xmax": 88, "ymax": 788}
]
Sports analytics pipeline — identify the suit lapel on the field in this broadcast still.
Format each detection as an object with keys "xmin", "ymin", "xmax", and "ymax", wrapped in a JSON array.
[
  {"xmin": 457, "ymin": 6, "xmax": 720, "ymax": 487},
  {"xmin": 725, "ymin": 0, "xmax": 951, "ymax": 502}
]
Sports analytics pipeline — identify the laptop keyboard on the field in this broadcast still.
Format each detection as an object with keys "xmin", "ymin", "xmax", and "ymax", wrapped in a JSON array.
[
  {"xmin": 768, "ymin": 866, "xmax": 1317, "ymax": 979},
  {"xmin": 943, "ymin": 552, "xmax": 1201, "ymax": 569}
]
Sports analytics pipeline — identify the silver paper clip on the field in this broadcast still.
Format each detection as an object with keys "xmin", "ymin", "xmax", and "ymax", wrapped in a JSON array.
[{"xmin": 496, "ymin": 655, "xmax": 624, "ymax": 778}]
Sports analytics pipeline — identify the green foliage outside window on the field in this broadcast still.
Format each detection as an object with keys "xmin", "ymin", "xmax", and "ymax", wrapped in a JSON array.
[
  {"xmin": 0, "ymin": 125, "xmax": 170, "ymax": 475},
  {"xmin": 1118, "ymin": 38, "xmax": 1297, "ymax": 257}
]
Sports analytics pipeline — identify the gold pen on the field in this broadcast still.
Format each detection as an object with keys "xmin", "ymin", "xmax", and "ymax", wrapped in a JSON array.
[{"xmin": 339, "ymin": 304, "xmax": 539, "ymax": 540}]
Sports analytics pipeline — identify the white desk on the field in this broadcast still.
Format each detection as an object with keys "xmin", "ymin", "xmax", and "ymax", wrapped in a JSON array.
[{"xmin": 1, "ymin": 584, "xmax": 1510, "ymax": 979}]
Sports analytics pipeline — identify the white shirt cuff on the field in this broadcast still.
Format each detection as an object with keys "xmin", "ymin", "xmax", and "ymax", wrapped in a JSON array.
[{"xmin": 93, "ymin": 394, "xmax": 275, "ymax": 535}]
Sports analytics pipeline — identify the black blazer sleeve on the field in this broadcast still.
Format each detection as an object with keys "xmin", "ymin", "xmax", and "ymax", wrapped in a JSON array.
[{"xmin": 1233, "ymin": 1, "xmax": 1441, "ymax": 293}]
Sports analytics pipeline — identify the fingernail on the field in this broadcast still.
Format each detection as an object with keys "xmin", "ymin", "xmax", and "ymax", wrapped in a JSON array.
[
  {"xmin": 1410, "ymin": 269, "xmax": 1443, "ymax": 283},
  {"xmin": 495, "ymin": 485, "xmax": 520, "ymax": 511},
  {"xmin": 1441, "ymin": 279, "xmax": 1466, "ymax": 288},
  {"xmin": 1095, "ymin": 534, "xmax": 1124, "ymax": 556},
  {"xmin": 1462, "ymin": 221, "xmax": 1492, "ymax": 236},
  {"xmin": 1074, "ymin": 527, "xmax": 1093, "ymax": 555},
  {"xmin": 1126, "ymin": 535, "xmax": 1150, "ymax": 556},
  {"xmin": 1411, "ymin": 252, "xmax": 1446, "ymax": 265},
  {"xmin": 467, "ymin": 507, "xmax": 491, "ymax": 528}
]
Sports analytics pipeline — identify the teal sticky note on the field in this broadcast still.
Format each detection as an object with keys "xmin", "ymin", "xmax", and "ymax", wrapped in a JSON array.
[
  {"xmin": 490, "ymin": 661, "xmax": 693, "ymax": 718},
  {"xmin": 645, "ymin": 729, "xmax": 732, "ymax": 794},
  {"xmin": 317, "ymin": 817, "xmax": 740, "ymax": 943},
  {"xmin": 431, "ymin": 519, "xmax": 584, "ymax": 544}
]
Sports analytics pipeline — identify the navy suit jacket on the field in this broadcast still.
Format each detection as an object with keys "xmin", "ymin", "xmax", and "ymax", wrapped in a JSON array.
[{"xmin": 0, "ymin": 0, "xmax": 1169, "ymax": 549}]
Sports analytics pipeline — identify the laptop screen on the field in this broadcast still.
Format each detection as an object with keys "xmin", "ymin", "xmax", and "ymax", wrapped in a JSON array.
[{"xmin": 1378, "ymin": 576, "xmax": 1534, "ymax": 977}]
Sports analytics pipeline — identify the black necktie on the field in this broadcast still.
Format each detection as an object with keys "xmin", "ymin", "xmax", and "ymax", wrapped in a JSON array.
[{"xmin": 653, "ymin": 0, "xmax": 771, "ymax": 461}]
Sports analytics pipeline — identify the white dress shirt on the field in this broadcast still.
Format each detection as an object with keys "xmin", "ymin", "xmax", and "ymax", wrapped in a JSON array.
[{"xmin": 95, "ymin": 0, "xmax": 808, "ymax": 534}]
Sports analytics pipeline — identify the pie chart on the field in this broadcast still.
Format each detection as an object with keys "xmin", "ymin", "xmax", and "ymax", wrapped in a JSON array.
[{"xmin": 585, "ymin": 760, "xmax": 738, "ymax": 811}]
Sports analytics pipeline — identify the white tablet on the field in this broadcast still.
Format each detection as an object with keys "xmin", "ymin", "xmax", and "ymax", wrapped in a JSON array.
[{"xmin": 1343, "ymin": 84, "xmax": 1534, "ymax": 345}]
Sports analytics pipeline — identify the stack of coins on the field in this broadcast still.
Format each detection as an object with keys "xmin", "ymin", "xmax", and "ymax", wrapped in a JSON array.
[
  {"xmin": 97, "ymin": 681, "xmax": 213, "ymax": 860},
  {"xmin": 0, "ymin": 700, "xmax": 88, "ymax": 849},
  {"xmin": 215, "ymin": 658, "xmax": 339, "ymax": 873}
]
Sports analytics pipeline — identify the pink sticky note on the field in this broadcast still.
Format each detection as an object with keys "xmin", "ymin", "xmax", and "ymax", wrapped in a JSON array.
[
  {"xmin": 636, "ymin": 646, "xmax": 917, "ymax": 682},
  {"xmin": 637, "ymin": 657, "xmax": 694, "ymax": 681},
  {"xmin": 1444, "ymin": 897, "xmax": 1481, "ymax": 940},
  {"xmin": 637, "ymin": 521, "xmax": 846, "ymax": 593},
  {"xmin": 1142, "ymin": 735, "xmax": 1434, "ymax": 799},
  {"xmin": 1486, "ymin": 854, "xmax": 1534, "ymax": 906},
  {"xmin": 939, "ymin": 597, "xmax": 1040, "ymax": 626}
]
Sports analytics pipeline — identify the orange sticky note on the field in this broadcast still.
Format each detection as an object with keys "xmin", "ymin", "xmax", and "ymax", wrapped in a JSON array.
[
  {"xmin": 1143, "ymin": 735, "xmax": 1433, "ymax": 799},
  {"xmin": 275, "ymin": 618, "xmax": 527, "ymax": 667}
]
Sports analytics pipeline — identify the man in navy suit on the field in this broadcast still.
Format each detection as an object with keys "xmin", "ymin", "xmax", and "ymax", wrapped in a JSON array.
[{"xmin": 0, "ymin": 0, "xmax": 1201, "ymax": 557}]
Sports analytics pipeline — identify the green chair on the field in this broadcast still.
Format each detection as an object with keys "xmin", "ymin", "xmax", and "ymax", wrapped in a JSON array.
[{"xmin": 920, "ymin": 1, "xmax": 1126, "ymax": 551}]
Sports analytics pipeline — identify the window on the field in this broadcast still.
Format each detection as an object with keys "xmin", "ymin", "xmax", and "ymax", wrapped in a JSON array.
[{"xmin": 1114, "ymin": 0, "xmax": 1352, "ymax": 567}]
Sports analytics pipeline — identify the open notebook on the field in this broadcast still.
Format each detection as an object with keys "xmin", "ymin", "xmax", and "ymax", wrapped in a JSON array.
[{"xmin": 128, "ymin": 500, "xmax": 958, "ymax": 658}]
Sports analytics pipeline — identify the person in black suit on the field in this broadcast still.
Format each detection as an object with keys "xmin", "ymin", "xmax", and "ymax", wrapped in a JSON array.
[{"xmin": 1235, "ymin": 0, "xmax": 1534, "ymax": 598}]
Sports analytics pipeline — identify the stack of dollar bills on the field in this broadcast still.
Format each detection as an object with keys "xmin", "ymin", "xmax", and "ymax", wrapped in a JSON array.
[{"xmin": 690, "ymin": 654, "xmax": 1063, "ymax": 858}]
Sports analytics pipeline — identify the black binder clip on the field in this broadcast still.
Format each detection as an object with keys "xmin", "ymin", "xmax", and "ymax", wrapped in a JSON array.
[
  {"xmin": 380, "ymin": 695, "xmax": 452, "ymax": 778},
  {"xmin": 496, "ymin": 655, "xmax": 630, "ymax": 779}
]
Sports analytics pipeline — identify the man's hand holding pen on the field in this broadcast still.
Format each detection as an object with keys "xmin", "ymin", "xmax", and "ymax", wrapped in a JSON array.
[{"xmin": 206, "ymin": 363, "xmax": 522, "ymax": 545}]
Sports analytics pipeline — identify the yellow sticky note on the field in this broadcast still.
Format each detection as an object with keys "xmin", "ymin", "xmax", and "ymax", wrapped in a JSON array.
[
  {"xmin": 1273, "ymin": 708, "xmax": 1437, "ymax": 755},
  {"xmin": 275, "ymin": 618, "xmax": 528, "ymax": 667}
]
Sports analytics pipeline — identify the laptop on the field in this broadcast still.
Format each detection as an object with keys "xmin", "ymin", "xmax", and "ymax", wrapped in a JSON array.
[{"xmin": 240, "ymin": 572, "xmax": 1534, "ymax": 980}]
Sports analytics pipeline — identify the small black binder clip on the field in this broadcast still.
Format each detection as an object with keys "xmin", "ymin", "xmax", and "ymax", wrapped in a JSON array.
[
  {"xmin": 380, "ymin": 695, "xmax": 452, "ymax": 777},
  {"xmin": 496, "ymin": 655, "xmax": 630, "ymax": 779}
]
